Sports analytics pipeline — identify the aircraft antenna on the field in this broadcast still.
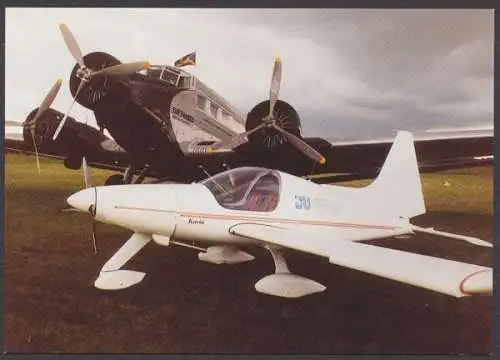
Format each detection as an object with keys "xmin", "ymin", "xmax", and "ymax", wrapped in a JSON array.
[{"xmin": 307, "ymin": 160, "xmax": 317, "ymax": 182}]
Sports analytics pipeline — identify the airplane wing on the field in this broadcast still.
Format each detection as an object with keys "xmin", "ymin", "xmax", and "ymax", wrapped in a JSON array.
[
  {"xmin": 302, "ymin": 128, "xmax": 493, "ymax": 183},
  {"xmin": 230, "ymin": 223, "xmax": 492, "ymax": 297},
  {"xmin": 305, "ymin": 156, "xmax": 493, "ymax": 184},
  {"xmin": 5, "ymin": 143, "xmax": 126, "ymax": 172},
  {"xmin": 5, "ymin": 123, "xmax": 130, "ymax": 173}
]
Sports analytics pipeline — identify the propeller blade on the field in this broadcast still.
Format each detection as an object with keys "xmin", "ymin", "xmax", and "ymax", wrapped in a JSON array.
[
  {"xmin": 29, "ymin": 127, "xmax": 41, "ymax": 175},
  {"xmin": 52, "ymin": 80, "xmax": 85, "ymax": 141},
  {"xmin": 82, "ymin": 157, "xmax": 92, "ymax": 188},
  {"xmin": 268, "ymin": 56, "xmax": 282, "ymax": 118},
  {"xmin": 272, "ymin": 124, "xmax": 326, "ymax": 164},
  {"xmin": 210, "ymin": 123, "xmax": 266, "ymax": 151},
  {"xmin": 24, "ymin": 79, "xmax": 62, "ymax": 126},
  {"xmin": 59, "ymin": 23, "xmax": 85, "ymax": 68},
  {"xmin": 91, "ymin": 186, "xmax": 98, "ymax": 254},
  {"xmin": 91, "ymin": 217, "xmax": 98, "ymax": 254},
  {"xmin": 6, "ymin": 120, "xmax": 23, "ymax": 126},
  {"xmin": 92, "ymin": 61, "xmax": 150, "ymax": 77}
]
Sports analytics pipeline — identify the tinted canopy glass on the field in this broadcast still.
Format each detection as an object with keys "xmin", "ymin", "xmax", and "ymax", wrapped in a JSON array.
[{"xmin": 200, "ymin": 167, "xmax": 280, "ymax": 212}]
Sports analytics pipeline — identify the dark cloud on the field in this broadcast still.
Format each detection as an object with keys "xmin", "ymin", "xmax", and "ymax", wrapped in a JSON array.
[{"xmin": 5, "ymin": 9, "xmax": 493, "ymax": 139}]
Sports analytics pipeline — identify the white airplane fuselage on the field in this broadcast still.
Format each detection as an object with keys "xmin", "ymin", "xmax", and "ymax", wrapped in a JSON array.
[{"xmin": 70, "ymin": 173, "xmax": 411, "ymax": 248}]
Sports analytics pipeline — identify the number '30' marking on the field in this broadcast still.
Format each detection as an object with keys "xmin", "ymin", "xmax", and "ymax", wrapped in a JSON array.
[{"xmin": 294, "ymin": 195, "xmax": 311, "ymax": 210}]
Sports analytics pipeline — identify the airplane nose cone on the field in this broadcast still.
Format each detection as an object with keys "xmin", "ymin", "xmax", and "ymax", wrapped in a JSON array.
[{"xmin": 67, "ymin": 188, "xmax": 95, "ymax": 213}]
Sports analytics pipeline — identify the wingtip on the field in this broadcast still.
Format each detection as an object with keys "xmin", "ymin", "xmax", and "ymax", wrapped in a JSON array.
[{"xmin": 460, "ymin": 269, "xmax": 492, "ymax": 296}]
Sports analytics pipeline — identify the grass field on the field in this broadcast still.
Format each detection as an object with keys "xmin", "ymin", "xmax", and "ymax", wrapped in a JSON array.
[{"xmin": 4, "ymin": 153, "xmax": 493, "ymax": 354}]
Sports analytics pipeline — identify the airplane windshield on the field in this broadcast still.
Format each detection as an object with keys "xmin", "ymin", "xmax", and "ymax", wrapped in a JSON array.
[
  {"xmin": 200, "ymin": 167, "xmax": 280, "ymax": 212},
  {"xmin": 146, "ymin": 65, "xmax": 181, "ymax": 86}
]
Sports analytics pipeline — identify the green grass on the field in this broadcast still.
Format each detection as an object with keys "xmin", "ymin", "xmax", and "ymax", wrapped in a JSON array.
[
  {"xmin": 4, "ymin": 154, "xmax": 129, "ymax": 253},
  {"xmin": 337, "ymin": 167, "xmax": 492, "ymax": 215},
  {"xmin": 3, "ymin": 153, "xmax": 493, "ymax": 354}
]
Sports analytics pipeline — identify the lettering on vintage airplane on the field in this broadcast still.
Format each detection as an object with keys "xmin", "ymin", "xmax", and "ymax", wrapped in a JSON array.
[{"xmin": 172, "ymin": 106, "xmax": 195, "ymax": 125}]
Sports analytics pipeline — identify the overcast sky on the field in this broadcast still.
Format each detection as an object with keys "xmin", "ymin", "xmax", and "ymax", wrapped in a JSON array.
[{"xmin": 4, "ymin": 8, "xmax": 493, "ymax": 139}]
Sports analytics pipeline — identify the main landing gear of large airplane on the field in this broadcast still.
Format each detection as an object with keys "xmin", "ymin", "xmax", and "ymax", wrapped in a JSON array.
[
  {"xmin": 104, "ymin": 174, "xmax": 125, "ymax": 186},
  {"xmin": 104, "ymin": 164, "xmax": 150, "ymax": 186}
]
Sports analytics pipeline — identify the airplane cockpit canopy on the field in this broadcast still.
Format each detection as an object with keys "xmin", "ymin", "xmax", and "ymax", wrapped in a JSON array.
[
  {"xmin": 200, "ymin": 167, "xmax": 280, "ymax": 212},
  {"xmin": 144, "ymin": 65, "xmax": 194, "ymax": 89}
]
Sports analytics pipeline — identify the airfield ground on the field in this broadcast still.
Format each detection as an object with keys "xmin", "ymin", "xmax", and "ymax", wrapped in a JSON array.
[{"xmin": 4, "ymin": 153, "xmax": 493, "ymax": 354}]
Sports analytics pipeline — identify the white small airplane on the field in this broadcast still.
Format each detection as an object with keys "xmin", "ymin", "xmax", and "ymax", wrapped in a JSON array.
[{"xmin": 67, "ymin": 131, "xmax": 493, "ymax": 299}]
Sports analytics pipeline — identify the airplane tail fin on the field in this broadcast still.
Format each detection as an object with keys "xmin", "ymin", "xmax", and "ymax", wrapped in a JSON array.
[{"xmin": 362, "ymin": 131, "xmax": 426, "ymax": 219}]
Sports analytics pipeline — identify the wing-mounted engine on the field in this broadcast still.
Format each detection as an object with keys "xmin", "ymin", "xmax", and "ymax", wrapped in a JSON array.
[
  {"xmin": 210, "ymin": 57, "xmax": 325, "ymax": 164},
  {"xmin": 245, "ymin": 99, "xmax": 301, "ymax": 149},
  {"xmin": 22, "ymin": 107, "xmax": 86, "ymax": 170},
  {"xmin": 23, "ymin": 107, "xmax": 68, "ymax": 149},
  {"xmin": 69, "ymin": 51, "xmax": 122, "ymax": 110}
]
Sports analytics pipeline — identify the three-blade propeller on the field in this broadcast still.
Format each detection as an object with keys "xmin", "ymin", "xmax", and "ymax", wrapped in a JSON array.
[
  {"xmin": 210, "ymin": 58, "xmax": 326, "ymax": 164},
  {"xmin": 52, "ymin": 24, "xmax": 150, "ymax": 141},
  {"xmin": 22, "ymin": 79, "xmax": 63, "ymax": 174}
]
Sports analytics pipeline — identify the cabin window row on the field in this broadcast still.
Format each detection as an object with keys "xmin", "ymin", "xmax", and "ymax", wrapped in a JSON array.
[{"xmin": 196, "ymin": 94, "xmax": 235, "ymax": 125}]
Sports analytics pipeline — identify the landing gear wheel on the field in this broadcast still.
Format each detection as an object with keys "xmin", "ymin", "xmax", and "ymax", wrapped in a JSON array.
[
  {"xmin": 64, "ymin": 156, "xmax": 83, "ymax": 170},
  {"xmin": 104, "ymin": 174, "xmax": 125, "ymax": 186}
]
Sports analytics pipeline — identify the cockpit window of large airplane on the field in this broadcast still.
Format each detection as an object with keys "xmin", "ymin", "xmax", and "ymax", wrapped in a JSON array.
[
  {"xmin": 146, "ymin": 65, "xmax": 181, "ymax": 86},
  {"xmin": 200, "ymin": 167, "xmax": 280, "ymax": 212},
  {"xmin": 160, "ymin": 67, "xmax": 181, "ymax": 85}
]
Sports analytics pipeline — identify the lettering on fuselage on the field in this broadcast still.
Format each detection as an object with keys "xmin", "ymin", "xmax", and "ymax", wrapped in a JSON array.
[
  {"xmin": 172, "ymin": 106, "xmax": 196, "ymax": 125},
  {"xmin": 294, "ymin": 195, "xmax": 311, "ymax": 210},
  {"xmin": 188, "ymin": 218, "xmax": 205, "ymax": 225}
]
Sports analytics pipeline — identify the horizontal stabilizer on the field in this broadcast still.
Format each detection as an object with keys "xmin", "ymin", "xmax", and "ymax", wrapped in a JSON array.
[
  {"xmin": 231, "ymin": 223, "xmax": 492, "ymax": 297},
  {"xmin": 411, "ymin": 225, "xmax": 492, "ymax": 248}
]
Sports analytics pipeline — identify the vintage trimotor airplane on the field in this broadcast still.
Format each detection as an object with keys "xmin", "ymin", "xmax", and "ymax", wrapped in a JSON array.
[
  {"xmin": 67, "ymin": 131, "xmax": 492, "ymax": 299},
  {"xmin": 5, "ymin": 23, "xmax": 493, "ymax": 185}
]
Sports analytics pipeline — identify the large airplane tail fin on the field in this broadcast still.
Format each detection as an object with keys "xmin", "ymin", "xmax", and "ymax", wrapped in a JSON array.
[{"xmin": 362, "ymin": 131, "xmax": 426, "ymax": 219}]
